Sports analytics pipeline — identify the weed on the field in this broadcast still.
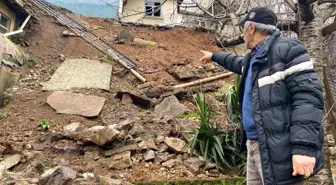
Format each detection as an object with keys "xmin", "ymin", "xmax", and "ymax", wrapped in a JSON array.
[
  {"xmin": 40, "ymin": 119, "xmax": 50, "ymax": 130},
  {"xmin": 29, "ymin": 59, "xmax": 37, "ymax": 66},
  {"xmin": 0, "ymin": 113, "xmax": 8, "ymax": 119}
]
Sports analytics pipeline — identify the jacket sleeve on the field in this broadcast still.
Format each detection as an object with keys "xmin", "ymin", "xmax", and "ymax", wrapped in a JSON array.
[
  {"xmin": 284, "ymin": 41, "xmax": 324, "ymax": 157},
  {"xmin": 211, "ymin": 52, "xmax": 244, "ymax": 75}
]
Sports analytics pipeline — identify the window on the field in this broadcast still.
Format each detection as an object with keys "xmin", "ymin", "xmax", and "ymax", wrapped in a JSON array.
[
  {"xmin": 145, "ymin": 0, "xmax": 162, "ymax": 17},
  {"xmin": 0, "ymin": 13, "xmax": 10, "ymax": 34}
]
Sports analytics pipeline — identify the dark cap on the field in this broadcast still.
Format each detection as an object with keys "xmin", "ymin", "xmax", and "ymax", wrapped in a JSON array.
[{"xmin": 236, "ymin": 6, "xmax": 277, "ymax": 26}]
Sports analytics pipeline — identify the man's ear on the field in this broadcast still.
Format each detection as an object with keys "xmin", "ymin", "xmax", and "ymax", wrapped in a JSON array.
[{"xmin": 249, "ymin": 23, "xmax": 256, "ymax": 35}]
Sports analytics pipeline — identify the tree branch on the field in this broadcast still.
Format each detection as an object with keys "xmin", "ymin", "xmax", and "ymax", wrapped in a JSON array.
[
  {"xmin": 284, "ymin": 0, "xmax": 298, "ymax": 12},
  {"xmin": 322, "ymin": 21, "xmax": 336, "ymax": 36},
  {"xmin": 217, "ymin": 20, "xmax": 299, "ymax": 47}
]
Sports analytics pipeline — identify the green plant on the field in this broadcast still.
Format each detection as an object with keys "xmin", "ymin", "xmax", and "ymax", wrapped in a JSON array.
[
  {"xmin": 29, "ymin": 59, "xmax": 37, "ymax": 66},
  {"xmin": 225, "ymin": 75, "xmax": 241, "ymax": 124},
  {"xmin": 0, "ymin": 113, "xmax": 8, "ymax": 119},
  {"xmin": 40, "ymin": 119, "xmax": 50, "ymax": 130},
  {"xmin": 186, "ymin": 91, "xmax": 246, "ymax": 172}
]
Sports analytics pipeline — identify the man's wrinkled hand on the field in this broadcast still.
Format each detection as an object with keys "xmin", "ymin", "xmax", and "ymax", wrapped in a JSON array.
[
  {"xmin": 292, "ymin": 155, "xmax": 316, "ymax": 178},
  {"xmin": 200, "ymin": 50, "xmax": 213, "ymax": 64}
]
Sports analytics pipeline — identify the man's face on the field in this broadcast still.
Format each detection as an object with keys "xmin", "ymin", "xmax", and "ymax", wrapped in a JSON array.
[{"xmin": 240, "ymin": 23, "xmax": 255, "ymax": 49}]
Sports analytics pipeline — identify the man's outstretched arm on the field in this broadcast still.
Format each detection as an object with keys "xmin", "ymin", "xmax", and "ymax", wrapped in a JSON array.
[{"xmin": 200, "ymin": 50, "xmax": 244, "ymax": 75}]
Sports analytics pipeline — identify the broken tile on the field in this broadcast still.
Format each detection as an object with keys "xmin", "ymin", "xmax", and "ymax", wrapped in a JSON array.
[{"xmin": 47, "ymin": 91, "xmax": 105, "ymax": 117}]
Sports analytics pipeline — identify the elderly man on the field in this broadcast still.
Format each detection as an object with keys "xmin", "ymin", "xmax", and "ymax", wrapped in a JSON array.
[{"xmin": 200, "ymin": 6, "xmax": 324, "ymax": 185}]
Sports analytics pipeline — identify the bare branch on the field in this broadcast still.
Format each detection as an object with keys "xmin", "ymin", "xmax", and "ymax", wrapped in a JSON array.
[{"xmin": 283, "ymin": 0, "xmax": 298, "ymax": 12}]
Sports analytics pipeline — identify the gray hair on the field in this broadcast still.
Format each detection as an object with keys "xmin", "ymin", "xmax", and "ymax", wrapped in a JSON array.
[{"xmin": 244, "ymin": 21, "xmax": 278, "ymax": 35}]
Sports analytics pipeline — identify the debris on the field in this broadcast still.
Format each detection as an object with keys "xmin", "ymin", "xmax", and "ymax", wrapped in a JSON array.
[
  {"xmin": 63, "ymin": 122, "xmax": 82, "ymax": 133},
  {"xmin": 139, "ymin": 140, "xmax": 158, "ymax": 150},
  {"xmin": 0, "ymin": 154, "xmax": 21, "ymax": 170},
  {"xmin": 117, "ymin": 30, "xmax": 134, "ymax": 42},
  {"xmin": 47, "ymin": 91, "xmax": 106, "ymax": 117},
  {"xmin": 133, "ymin": 38, "xmax": 157, "ymax": 46},
  {"xmin": 103, "ymin": 151, "xmax": 132, "ymax": 170},
  {"xmin": 88, "ymin": 126, "xmax": 120, "ymax": 146},
  {"xmin": 97, "ymin": 176, "xmax": 122, "ymax": 185},
  {"xmin": 62, "ymin": 30, "xmax": 77, "ymax": 37},
  {"xmin": 114, "ymin": 118, "xmax": 136, "ymax": 131},
  {"xmin": 115, "ymin": 91, "xmax": 153, "ymax": 108},
  {"xmin": 157, "ymin": 44, "xmax": 168, "ymax": 50},
  {"xmin": 104, "ymin": 144, "xmax": 138, "ymax": 157},
  {"xmin": 164, "ymin": 137, "xmax": 186, "ymax": 153},
  {"xmin": 158, "ymin": 143, "xmax": 169, "ymax": 153},
  {"xmin": 173, "ymin": 72, "xmax": 234, "ymax": 89},
  {"xmin": 0, "ymin": 164, "xmax": 6, "ymax": 178},
  {"xmin": 137, "ymin": 82, "xmax": 155, "ymax": 90},
  {"xmin": 40, "ymin": 166, "xmax": 77, "ymax": 184},
  {"xmin": 166, "ymin": 65, "xmax": 198, "ymax": 81},
  {"xmin": 184, "ymin": 157, "xmax": 205, "ymax": 172},
  {"xmin": 83, "ymin": 172, "xmax": 95, "ymax": 179},
  {"xmin": 121, "ymin": 93, "xmax": 133, "ymax": 104},
  {"xmin": 156, "ymin": 135, "xmax": 165, "ymax": 143},
  {"xmin": 162, "ymin": 159, "xmax": 176, "ymax": 168},
  {"xmin": 43, "ymin": 59, "xmax": 112, "ymax": 91},
  {"xmin": 154, "ymin": 95, "xmax": 187, "ymax": 119},
  {"xmin": 143, "ymin": 150, "xmax": 155, "ymax": 161}
]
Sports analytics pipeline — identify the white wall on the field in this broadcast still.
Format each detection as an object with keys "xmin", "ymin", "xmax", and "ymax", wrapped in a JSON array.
[{"xmin": 120, "ymin": 0, "xmax": 184, "ymax": 26}]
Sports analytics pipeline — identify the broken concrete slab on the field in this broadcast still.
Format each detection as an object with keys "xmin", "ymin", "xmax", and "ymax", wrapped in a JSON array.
[
  {"xmin": 154, "ymin": 95, "xmax": 187, "ymax": 119},
  {"xmin": 104, "ymin": 144, "xmax": 138, "ymax": 157},
  {"xmin": 47, "ymin": 91, "xmax": 105, "ymax": 117},
  {"xmin": 115, "ymin": 91, "xmax": 153, "ymax": 108},
  {"xmin": 0, "ymin": 154, "xmax": 21, "ymax": 170},
  {"xmin": 42, "ymin": 59, "xmax": 112, "ymax": 91},
  {"xmin": 164, "ymin": 137, "xmax": 186, "ymax": 153}
]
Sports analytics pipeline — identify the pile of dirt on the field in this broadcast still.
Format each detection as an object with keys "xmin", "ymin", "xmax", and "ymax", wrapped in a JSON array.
[{"xmin": 0, "ymin": 6, "xmax": 236, "ymax": 185}]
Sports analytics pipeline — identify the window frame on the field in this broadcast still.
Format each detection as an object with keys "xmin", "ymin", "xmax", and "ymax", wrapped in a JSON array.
[
  {"xmin": 144, "ymin": 0, "xmax": 162, "ymax": 17},
  {"xmin": 0, "ymin": 12, "xmax": 11, "ymax": 33}
]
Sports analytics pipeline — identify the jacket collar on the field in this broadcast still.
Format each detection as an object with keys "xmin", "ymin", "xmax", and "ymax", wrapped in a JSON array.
[{"xmin": 254, "ymin": 30, "xmax": 281, "ymax": 62}]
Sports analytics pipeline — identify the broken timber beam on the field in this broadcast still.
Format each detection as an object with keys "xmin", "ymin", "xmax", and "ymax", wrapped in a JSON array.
[{"xmin": 173, "ymin": 72, "xmax": 234, "ymax": 89}]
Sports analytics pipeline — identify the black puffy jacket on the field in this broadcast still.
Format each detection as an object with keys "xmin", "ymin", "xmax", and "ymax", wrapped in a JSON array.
[{"xmin": 211, "ymin": 31, "xmax": 324, "ymax": 185}]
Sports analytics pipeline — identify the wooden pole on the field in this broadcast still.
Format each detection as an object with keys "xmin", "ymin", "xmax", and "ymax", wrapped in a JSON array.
[
  {"xmin": 173, "ymin": 72, "xmax": 234, "ymax": 89},
  {"xmin": 130, "ymin": 69, "xmax": 147, "ymax": 83}
]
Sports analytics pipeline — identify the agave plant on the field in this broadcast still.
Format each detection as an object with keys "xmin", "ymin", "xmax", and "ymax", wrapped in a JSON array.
[
  {"xmin": 186, "ymin": 82, "xmax": 246, "ymax": 172},
  {"xmin": 187, "ymin": 92, "xmax": 232, "ymax": 168},
  {"xmin": 225, "ymin": 75, "xmax": 241, "ymax": 124}
]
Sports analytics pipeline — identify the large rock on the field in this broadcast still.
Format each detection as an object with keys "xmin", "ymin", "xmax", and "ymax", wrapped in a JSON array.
[
  {"xmin": 184, "ymin": 157, "xmax": 205, "ymax": 172},
  {"xmin": 42, "ymin": 59, "xmax": 112, "ymax": 91},
  {"xmin": 154, "ymin": 95, "xmax": 187, "ymax": 119},
  {"xmin": 0, "ymin": 154, "xmax": 21, "ymax": 170},
  {"xmin": 47, "ymin": 91, "xmax": 105, "ymax": 117},
  {"xmin": 88, "ymin": 126, "xmax": 120, "ymax": 146},
  {"xmin": 164, "ymin": 137, "xmax": 186, "ymax": 153}
]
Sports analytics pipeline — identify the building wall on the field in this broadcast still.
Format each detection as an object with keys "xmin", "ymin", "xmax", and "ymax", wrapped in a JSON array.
[
  {"xmin": 0, "ymin": 1, "xmax": 16, "ymax": 32},
  {"xmin": 120, "ymin": 0, "xmax": 183, "ymax": 26}
]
